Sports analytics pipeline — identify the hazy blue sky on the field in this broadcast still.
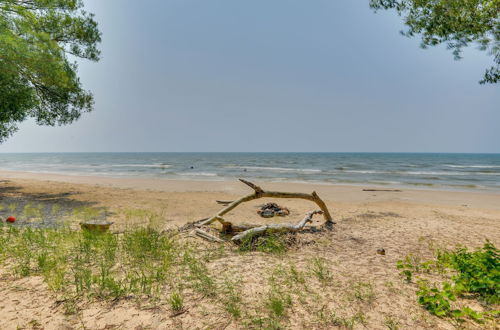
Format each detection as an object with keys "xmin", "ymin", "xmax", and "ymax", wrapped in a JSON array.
[{"xmin": 1, "ymin": 0, "xmax": 499, "ymax": 153}]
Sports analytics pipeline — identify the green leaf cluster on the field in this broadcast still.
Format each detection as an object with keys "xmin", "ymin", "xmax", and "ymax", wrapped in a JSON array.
[
  {"xmin": 0, "ymin": 0, "xmax": 101, "ymax": 142},
  {"xmin": 370, "ymin": 0, "xmax": 500, "ymax": 84},
  {"xmin": 397, "ymin": 241, "xmax": 499, "ymax": 324},
  {"xmin": 437, "ymin": 241, "xmax": 499, "ymax": 304}
]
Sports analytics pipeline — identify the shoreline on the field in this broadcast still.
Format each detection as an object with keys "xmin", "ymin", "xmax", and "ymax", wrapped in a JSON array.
[
  {"xmin": 1, "ymin": 168, "xmax": 499, "ymax": 192},
  {"xmin": 1, "ymin": 169, "xmax": 500, "ymax": 210}
]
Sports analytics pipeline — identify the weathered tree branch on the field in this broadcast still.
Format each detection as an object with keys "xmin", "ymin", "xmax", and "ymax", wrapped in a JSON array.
[
  {"xmin": 222, "ymin": 222, "xmax": 260, "ymax": 234},
  {"xmin": 197, "ymin": 179, "xmax": 334, "ymax": 228},
  {"xmin": 192, "ymin": 228, "xmax": 225, "ymax": 243},
  {"xmin": 239, "ymin": 178, "xmax": 264, "ymax": 193},
  {"xmin": 231, "ymin": 210, "xmax": 323, "ymax": 243}
]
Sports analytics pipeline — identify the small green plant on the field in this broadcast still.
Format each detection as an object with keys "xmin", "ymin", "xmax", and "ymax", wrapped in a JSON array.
[
  {"xmin": 169, "ymin": 291, "xmax": 184, "ymax": 312},
  {"xmin": 73, "ymin": 207, "xmax": 103, "ymax": 222},
  {"xmin": 315, "ymin": 306, "xmax": 367, "ymax": 329},
  {"xmin": 384, "ymin": 315, "xmax": 399, "ymax": 330},
  {"xmin": 396, "ymin": 259, "xmax": 413, "ymax": 282},
  {"xmin": 288, "ymin": 264, "xmax": 306, "ymax": 286},
  {"xmin": 310, "ymin": 257, "xmax": 332, "ymax": 283},
  {"xmin": 8, "ymin": 202, "xmax": 17, "ymax": 214},
  {"xmin": 267, "ymin": 292, "xmax": 290, "ymax": 317},
  {"xmin": 23, "ymin": 203, "xmax": 43, "ymax": 219},
  {"xmin": 182, "ymin": 250, "xmax": 218, "ymax": 297},
  {"xmin": 28, "ymin": 319, "xmax": 42, "ymax": 329},
  {"xmin": 416, "ymin": 280, "xmax": 456, "ymax": 317},
  {"xmin": 62, "ymin": 297, "xmax": 79, "ymax": 315},
  {"xmin": 349, "ymin": 281, "xmax": 376, "ymax": 303},
  {"xmin": 265, "ymin": 273, "xmax": 292, "ymax": 318},
  {"xmin": 51, "ymin": 204, "xmax": 61, "ymax": 216},
  {"xmin": 222, "ymin": 279, "xmax": 243, "ymax": 318},
  {"xmin": 246, "ymin": 316, "xmax": 284, "ymax": 330},
  {"xmin": 238, "ymin": 232, "xmax": 288, "ymax": 254}
]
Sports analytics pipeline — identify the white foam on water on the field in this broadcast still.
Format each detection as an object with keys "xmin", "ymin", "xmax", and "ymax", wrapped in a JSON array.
[
  {"xmin": 445, "ymin": 164, "xmax": 500, "ymax": 169},
  {"xmin": 176, "ymin": 172, "xmax": 218, "ymax": 177},
  {"xmin": 408, "ymin": 171, "xmax": 499, "ymax": 176},
  {"xmin": 343, "ymin": 170, "xmax": 384, "ymax": 174},
  {"xmin": 108, "ymin": 164, "xmax": 172, "ymax": 168},
  {"xmin": 225, "ymin": 165, "xmax": 321, "ymax": 173}
]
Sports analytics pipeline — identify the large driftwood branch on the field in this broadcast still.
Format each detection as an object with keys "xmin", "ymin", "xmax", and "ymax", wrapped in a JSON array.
[
  {"xmin": 198, "ymin": 179, "xmax": 334, "ymax": 228},
  {"xmin": 231, "ymin": 210, "xmax": 322, "ymax": 243},
  {"xmin": 222, "ymin": 222, "xmax": 260, "ymax": 234}
]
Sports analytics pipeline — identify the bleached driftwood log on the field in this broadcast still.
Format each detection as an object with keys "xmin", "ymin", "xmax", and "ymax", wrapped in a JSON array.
[
  {"xmin": 192, "ymin": 228, "xmax": 225, "ymax": 243},
  {"xmin": 221, "ymin": 222, "xmax": 259, "ymax": 234},
  {"xmin": 198, "ymin": 179, "xmax": 334, "ymax": 229},
  {"xmin": 231, "ymin": 210, "xmax": 323, "ymax": 243}
]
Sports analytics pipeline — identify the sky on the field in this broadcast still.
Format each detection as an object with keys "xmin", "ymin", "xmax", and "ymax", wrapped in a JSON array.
[{"xmin": 1, "ymin": 0, "xmax": 499, "ymax": 153}]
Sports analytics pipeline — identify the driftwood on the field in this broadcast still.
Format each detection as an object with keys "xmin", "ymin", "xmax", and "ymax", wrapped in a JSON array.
[
  {"xmin": 221, "ymin": 222, "xmax": 259, "ymax": 234},
  {"xmin": 362, "ymin": 189, "xmax": 402, "ymax": 192},
  {"xmin": 231, "ymin": 210, "xmax": 322, "ymax": 243},
  {"xmin": 216, "ymin": 200, "xmax": 233, "ymax": 205},
  {"xmin": 192, "ymin": 228, "xmax": 225, "ymax": 243},
  {"xmin": 188, "ymin": 179, "xmax": 335, "ymax": 244},
  {"xmin": 198, "ymin": 179, "xmax": 334, "ymax": 228}
]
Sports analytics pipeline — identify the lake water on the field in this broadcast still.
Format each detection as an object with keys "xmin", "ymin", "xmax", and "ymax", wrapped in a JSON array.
[{"xmin": 1, "ymin": 152, "xmax": 499, "ymax": 191}]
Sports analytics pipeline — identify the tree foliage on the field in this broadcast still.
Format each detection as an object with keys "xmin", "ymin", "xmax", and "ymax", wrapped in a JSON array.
[
  {"xmin": 370, "ymin": 0, "xmax": 500, "ymax": 84},
  {"xmin": 0, "ymin": 0, "xmax": 100, "ymax": 142}
]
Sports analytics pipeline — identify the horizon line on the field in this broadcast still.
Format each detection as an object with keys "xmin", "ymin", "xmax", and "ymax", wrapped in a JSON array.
[{"xmin": 1, "ymin": 151, "xmax": 499, "ymax": 155}]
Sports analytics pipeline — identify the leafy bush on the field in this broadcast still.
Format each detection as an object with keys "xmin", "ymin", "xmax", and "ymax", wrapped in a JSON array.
[
  {"xmin": 397, "ymin": 241, "xmax": 499, "ymax": 324},
  {"xmin": 437, "ymin": 241, "xmax": 499, "ymax": 304}
]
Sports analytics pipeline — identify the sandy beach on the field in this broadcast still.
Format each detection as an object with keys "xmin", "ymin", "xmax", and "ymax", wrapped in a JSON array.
[
  {"xmin": 0, "ymin": 170, "xmax": 499, "ymax": 329},
  {"xmin": 2, "ymin": 0, "xmax": 499, "ymax": 327}
]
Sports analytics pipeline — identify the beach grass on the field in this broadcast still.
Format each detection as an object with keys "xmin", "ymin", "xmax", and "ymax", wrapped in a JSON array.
[{"xmin": 0, "ymin": 201, "xmax": 498, "ymax": 329}]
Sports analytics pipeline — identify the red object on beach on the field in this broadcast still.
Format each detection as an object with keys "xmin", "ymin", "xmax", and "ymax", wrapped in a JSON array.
[{"xmin": 6, "ymin": 216, "xmax": 16, "ymax": 223}]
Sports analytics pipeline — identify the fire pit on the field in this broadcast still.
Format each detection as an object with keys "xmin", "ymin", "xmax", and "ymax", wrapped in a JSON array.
[{"xmin": 257, "ymin": 202, "xmax": 290, "ymax": 218}]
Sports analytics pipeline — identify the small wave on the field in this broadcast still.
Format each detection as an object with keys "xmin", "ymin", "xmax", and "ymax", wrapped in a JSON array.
[
  {"xmin": 11, "ymin": 163, "xmax": 172, "ymax": 169},
  {"xmin": 445, "ymin": 164, "xmax": 500, "ymax": 169},
  {"xmin": 407, "ymin": 171, "xmax": 468, "ymax": 176},
  {"xmin": 108, "ymin": 164, "xmax": 172, "ymax": 168},
  {"xmin": 176, "ymin": 172, "xmax": 217, "ymax": 177},
  {"xmin": 343, "ymin": 170, "xmax": 384, "ymax": 174},
  {"xmin": 225, "ymin": 166, "xmax": 321, "ymax": 173},
  {"xmin": 341, "ymin": 170, "xmax": 499, "ymax": 176},
  {"xmin": 405, "ymin": 171, "xmax": 500, "ymax": 176},
  {"xmin": 367, "ymin": 181, "xmax": 402, "ymax": 185},
  {"xmin": 407, "ymin": 182, "xmax": 435, "ymax": 186}
]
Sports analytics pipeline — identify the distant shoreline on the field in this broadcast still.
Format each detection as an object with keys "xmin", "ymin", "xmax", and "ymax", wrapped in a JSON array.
[
  {"xmin": 0, "ymin": 168, "xmax": 496, "ymax": 192},
  {"xmin": 0, "ymin": 167, "xmax": 498, "ymax": 194}
]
